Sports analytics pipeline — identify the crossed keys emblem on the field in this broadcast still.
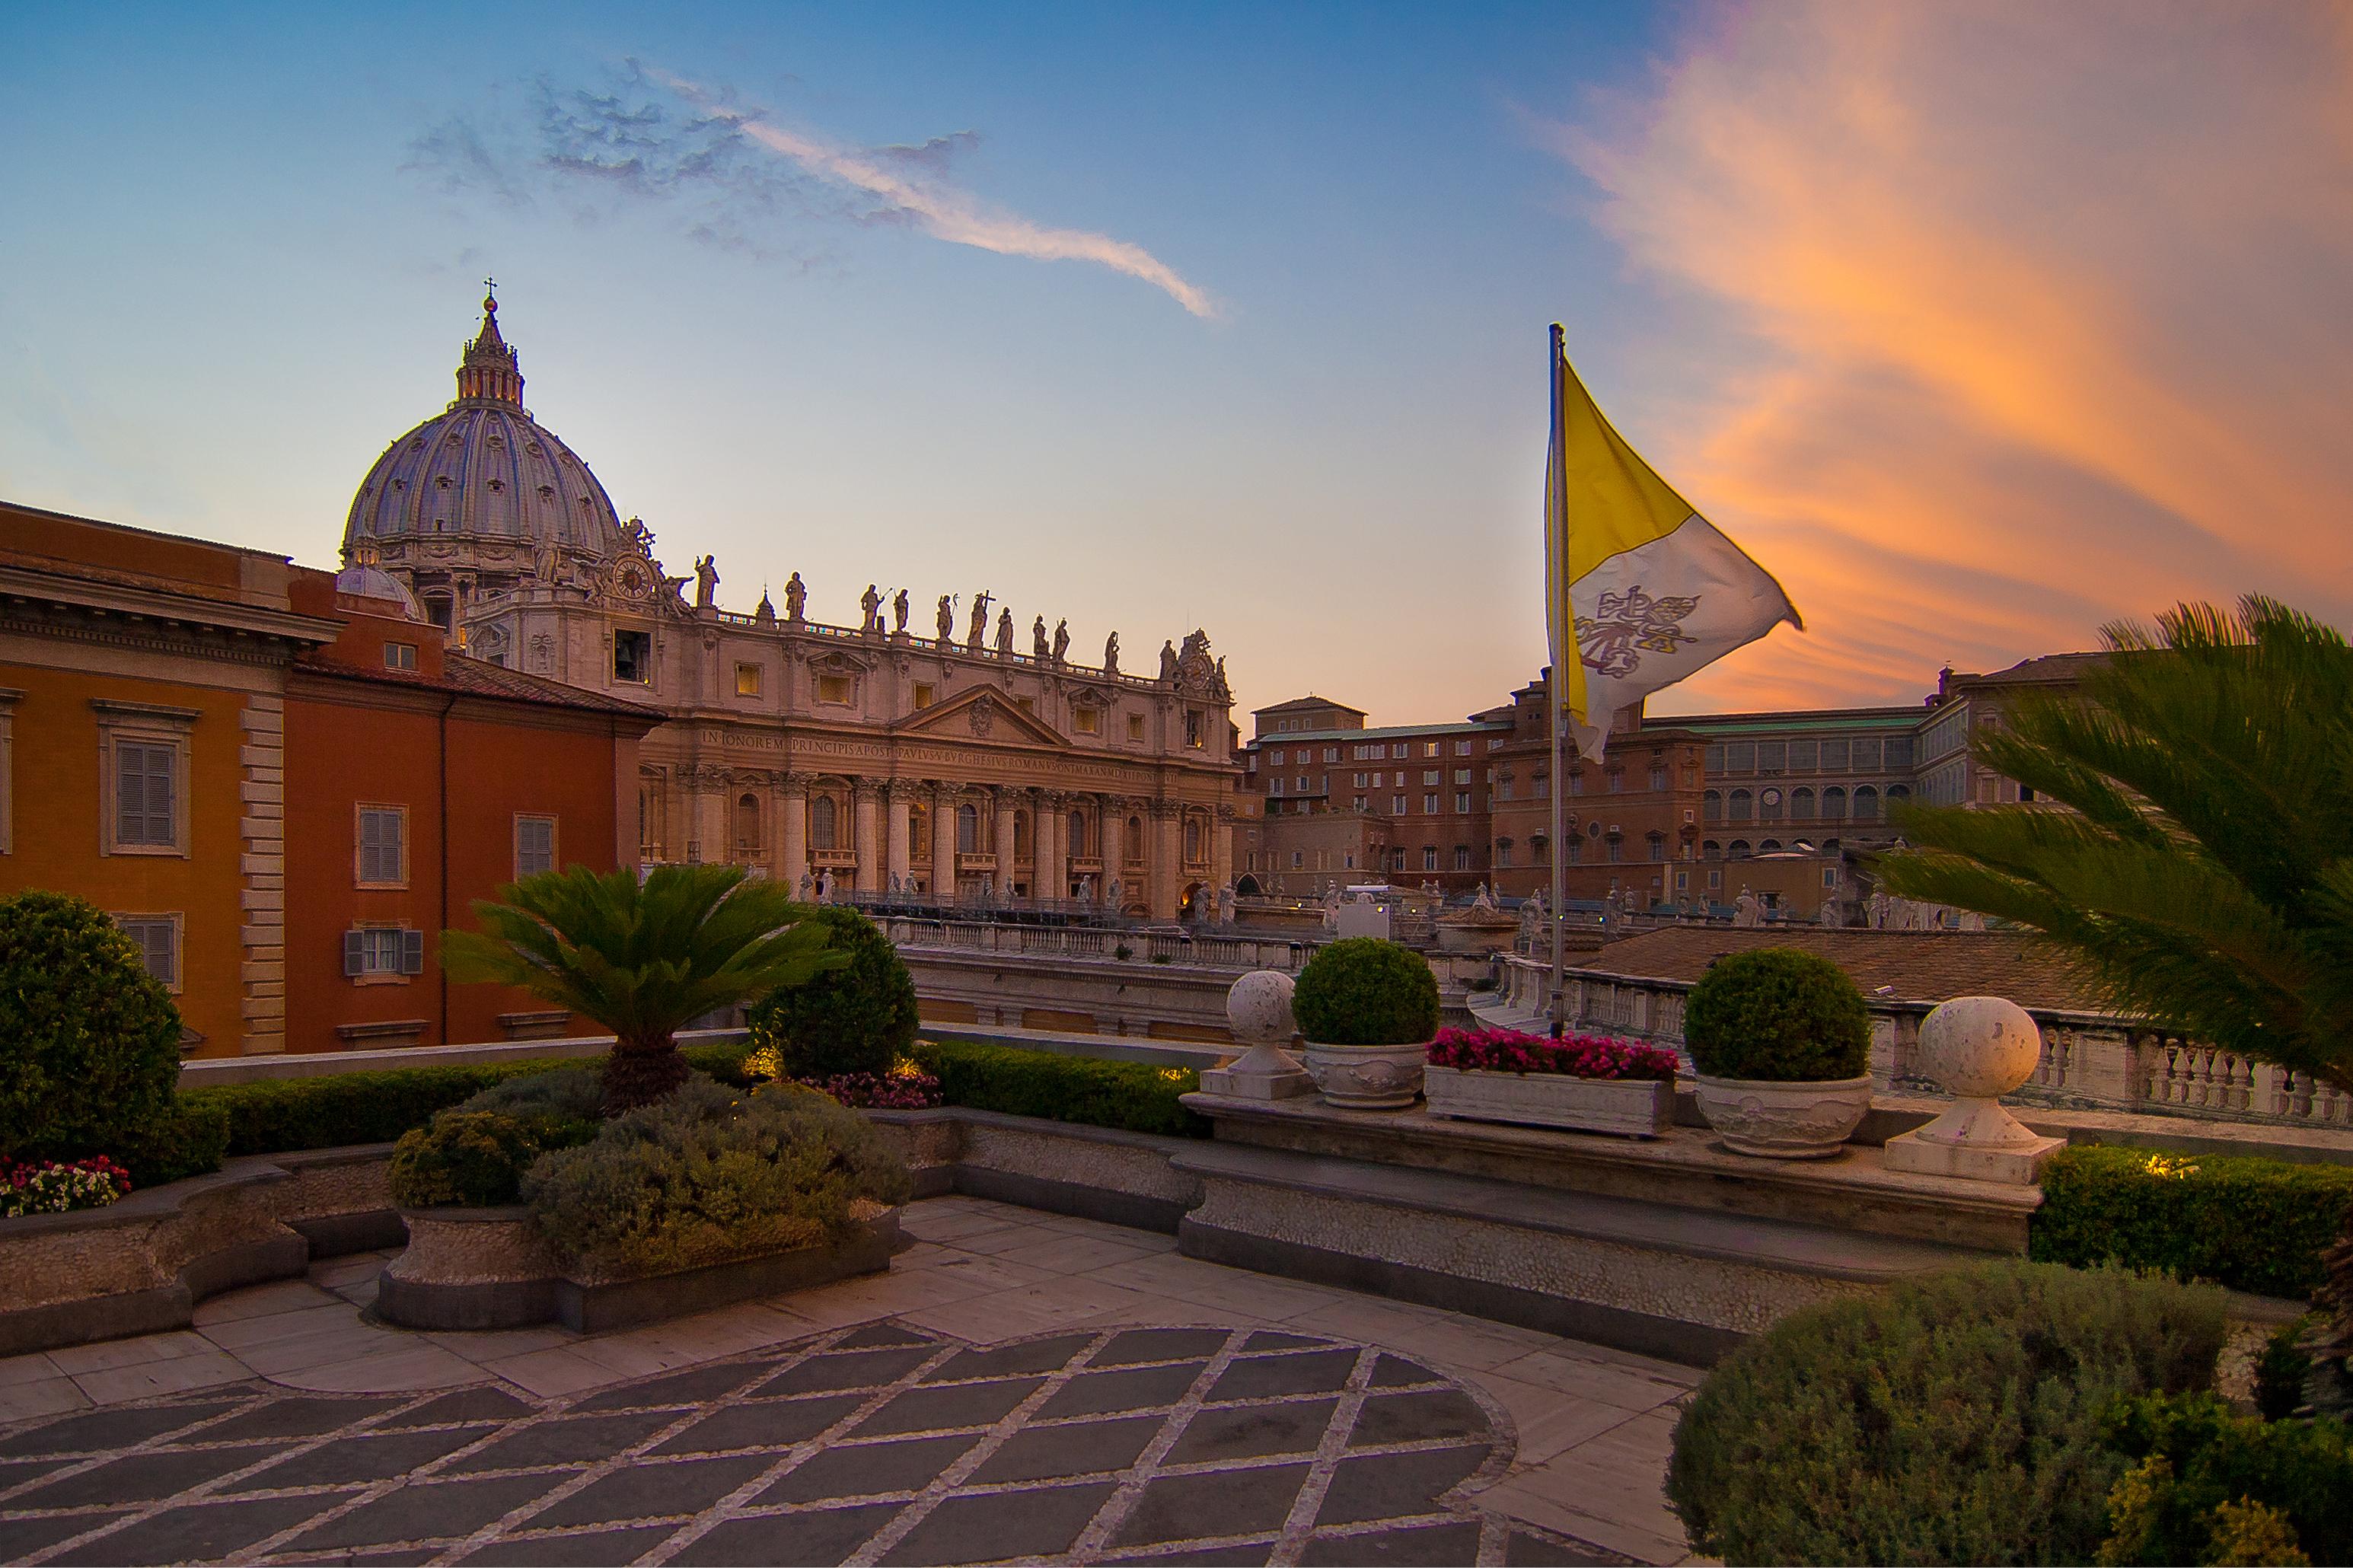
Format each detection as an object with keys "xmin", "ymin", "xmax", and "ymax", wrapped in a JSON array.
[{"xmin": 1576, "ymin": 585, "xmax": 1701, "ymax": 678}]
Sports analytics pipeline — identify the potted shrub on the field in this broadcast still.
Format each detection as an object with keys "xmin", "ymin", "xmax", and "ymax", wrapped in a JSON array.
[
  {"xmin": 1683, "ymin": 947, "xmax": 1874, "ymax": 1158},
  {"xmin": 1424, "ymin": 1027, "xmax": 1681, "ymax": 1136},
  {"xmin": 1291, "ymin": 938, "xmax": 1440, "ymax": 1108}
]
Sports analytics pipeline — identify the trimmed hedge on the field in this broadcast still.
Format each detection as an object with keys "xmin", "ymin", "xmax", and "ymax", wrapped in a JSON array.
[
  {"xmin": 2031, "ymin": 1144, "xmax": 2353, "ymax": 1299},
  {"xmin": 911, "ymin": 1040, "xmax": 1209, "ymax": 1139},
  {"xmin": 1666, "ymin": 1259, "xmax": 2227, "ymax": 1565},
  {"xmin": 744, "ymin": 908, "xmax": 920, "ymax": 1080},
  {"xmin": 1291, "ymin": 938, "xmax": 1440, "ymax": 1047},
  {"xmin": 1682, "ymin": 946, "xmax": 1870, "ymax": 1081}
]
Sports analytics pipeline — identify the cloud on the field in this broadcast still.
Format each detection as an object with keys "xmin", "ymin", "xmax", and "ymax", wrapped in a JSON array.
[
  {"xmin": 1543, "ymin": 2, "xmax": 2353, "ymax": 710},
  {"xmin": 655, "ymin": 70, "xmax": 1218, "ymax": 318},
  {"xmin": 403, "ymin": 65, "xmax": 1215, "ymax": 319}
]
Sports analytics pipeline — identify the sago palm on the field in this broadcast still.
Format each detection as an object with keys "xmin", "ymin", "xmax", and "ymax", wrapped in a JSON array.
[
  {"xmin": 1881, "ymin": 594, "xmax": 2353, "ymax": 1412},
  {"xmin": 443, "ymin": 862, "xmax": 847, "ymax": 1111},
  {"xmin": 1881, "ymin": 595, "xmax": 2353, "ymax": 1095}
]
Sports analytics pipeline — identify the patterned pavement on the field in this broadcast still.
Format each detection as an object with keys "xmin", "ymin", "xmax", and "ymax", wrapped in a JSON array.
[{"xmin": 0, "ymin": 1319, "xmax": 1623, "ymax": 1566}]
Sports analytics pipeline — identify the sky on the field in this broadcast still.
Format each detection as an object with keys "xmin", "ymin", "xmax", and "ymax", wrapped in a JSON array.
[{"xmin": 5, "ymin": 2, "xmax": 2349, "ymax": 725}]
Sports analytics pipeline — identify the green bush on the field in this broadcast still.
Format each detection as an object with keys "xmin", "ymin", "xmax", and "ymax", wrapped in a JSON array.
[
  {"xmin": 1291, "ymin": 938, "xmax": 1439, "ymax": 1046},
  {"xmin": 524, "ymin": 1077, "xmax": 910, "ymax": 1280},
  {"xmin": 1666, "ymin": 1259, "xmax": 2227, "ymax": 1565},
  {"xmin": 113, "ymin": 1099, "xmax": 231, "ymax": 1187},
  {"xmin": 2257, "ymin": 1316, "xmax": 2321, "ymax": 1422},
  {"xmin": 185, "ymin": 1059, "xmax": 567, "ymax": 1157},
  {"xmin": 912, "ymin": 1039, "xmax": 1209, "ymax": 1138},
  {"xmin": 743, "ymin": 907, "xmax": 918, "ymax": 1080},
  {"xmin": 2097, "ymin": 1391, "xmax": 2353, "ymax": 1566},
  {"xmin": 387, "ymin": 1111, "xmax": 551, "ymax": 1208},
  {"xmin": 681, "ymin": 1037, "xmax": 760, "ymax": 1085},
  {"xmin": 0, "ymin": 891, "xmax": 186, "ymax": 1165},
  {"xmin": 1682, "ymin": 946, "xmax": 1870, "ymax": 1081},
  {"xmin": 2030, "ymin": 1145, "xmax": 2353, "ymax": 1299}
]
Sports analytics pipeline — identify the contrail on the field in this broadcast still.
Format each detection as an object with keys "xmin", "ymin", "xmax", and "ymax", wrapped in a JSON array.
[{"xmin": 657, "ymin": 69, "xmax": 1218, "ymax": 320}]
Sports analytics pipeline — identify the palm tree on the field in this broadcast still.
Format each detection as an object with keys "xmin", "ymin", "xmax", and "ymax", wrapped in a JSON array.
[
  {"xmin": 443, "ymin": 862, "xmax": 847, "ymax": 1111},
  {"xmin": 1881, "ymin": 594, "xmax": 2353, "ymax": 1410}
]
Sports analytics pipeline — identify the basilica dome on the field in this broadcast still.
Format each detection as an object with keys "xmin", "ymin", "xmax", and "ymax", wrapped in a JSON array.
[{"xmin": 341, "ymin": 293, "xmax": 623, "ymax": 563}]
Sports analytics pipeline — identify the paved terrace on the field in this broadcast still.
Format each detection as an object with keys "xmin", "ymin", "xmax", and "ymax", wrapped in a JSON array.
[{"xmin": 0, "ymin": 1197, "xmax": 1698, "ymax": 1566}]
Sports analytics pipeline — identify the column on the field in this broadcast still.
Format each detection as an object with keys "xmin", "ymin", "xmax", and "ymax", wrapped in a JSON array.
[
  {"xmin": 779, "ymin": 773, "xmax": 811, "ymax": 894},
  {"xmin": 693, "ymin": 771, "xmax": 725, "ymax": 865},
  {"xmin": 1149, "ymin": 800, "xmax": 1182, "ymax": 919},
  {"xmin": 993, "ymin": 788, "xmax": 1019, "ymax": 904},
  {"xmin": 885, "ymin": 780, "xmax": 913, "ymax": 892},
  {"xmin": 932, "ymin": 781, "xmax": 961, "ymax": 900},
  {"xmin": 1212, "ymin": 803, "xmax": 1235, "ymax": 893},
  {"xmin": 1035, "ymin": 791, "xmax": 1065, "ymax": 907},
  {"xmin": 852, "ymin": 780, "xmax": 882, "ymax": 894}
]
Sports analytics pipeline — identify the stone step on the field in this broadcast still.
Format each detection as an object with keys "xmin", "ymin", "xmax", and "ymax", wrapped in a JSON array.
[{"xmin": 1171, "ymin": 1138, "xmax": 2003, "ymax": 1366}]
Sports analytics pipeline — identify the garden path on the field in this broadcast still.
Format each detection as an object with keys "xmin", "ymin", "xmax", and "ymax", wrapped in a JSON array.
[{"xmin": 0, "ymin": 1197, "xmax": 1701, "ymax": 1566}]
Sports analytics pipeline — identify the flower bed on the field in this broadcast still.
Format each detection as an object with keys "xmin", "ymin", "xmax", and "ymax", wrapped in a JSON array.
[
  {"xmin": 1424, "ymin": 1027, "xmax": 1680, "ymax": 1138},
  {"xmin": 2, "ymin": 1156, "xmax": 132, "ymax": 1219}
]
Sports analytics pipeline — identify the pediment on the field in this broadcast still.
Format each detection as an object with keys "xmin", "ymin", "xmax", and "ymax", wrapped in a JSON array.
[{"xmin": 894, "ymin": 686, "xmax": 1067, "ymax": 747}]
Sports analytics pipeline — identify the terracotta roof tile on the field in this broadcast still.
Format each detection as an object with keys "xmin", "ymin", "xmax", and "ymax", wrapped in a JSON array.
[
  {"xmin": 1575, "ymin": 926, "xmax": 2106, "ymax": 1013},
  {"xmin": 295, "ymin": 649, "xmax": 665, "ymax": 721}
]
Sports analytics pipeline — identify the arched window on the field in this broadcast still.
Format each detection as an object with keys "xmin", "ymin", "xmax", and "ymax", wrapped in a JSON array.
[
  {"xmin": 810, "ymin": 795, "xmax": 838, "ymax": 850},
  {"xmin": 1730, "ymin": 839, "xmax": 1752, "ymax": 859},
  {"xmin": 1184, "ymin": 817, "xmax": 1203, "ymax": 863},
  {"xmin": 1704, "ymin": 789, "xmax": 1723, "ymax": 824},
  {"xmin": 423, "ymin": 593, "xmax": 453, "ymax": 630},
  {"xmin": 1647, "ymin": 830, "xmax": 1667, "ymax": 862},
  {"xmin": 1760, "ymin": 838, "xmax": 1782, "ymax": 853},
  {"xmin": 734, "ymin": 792, "xmax": 760, "ymax": 855},
  {"xmin": 1127, "ymin": 816, "xmax": 1145, "ymax": 865},
  {"xmin": 909, "ymin": 802, "xmax": 929, "ymax": 859},
  {"xmin": 1886, "ymin": 783, "xmax": 1911, "ymax": 805},
  {"xmin": 1703, "ymin": 839, "xmax": 1722, "ymax": 860},
  {"xmin": 1820, "ymin": 786, "xmax": 1846, "ymax": 821},
  {"xmin": 637, "ymin": 786, "xmax": 655, "ymax": 857},
  {"xmin": 957, "ymin": 804, "xmax": 980, "ymax": 853},
  {"xmin": 1530, "ymin": 833, "xmax": 1548, "ymax": 864},
  {"xmin": 1791, "ymin": 787, "xmax": 1816, "ymax": 821},
  {"xmin": 1729, "ymin": 789, "xmax": 1753, "ymax": 823},
  {"xmin": 1068, "ymin": 810, "xmax": 1088, "ymax": 857},
  {"xmin": 1853, "ymin": 786, "xmax": 1880, "ymax": 822}
]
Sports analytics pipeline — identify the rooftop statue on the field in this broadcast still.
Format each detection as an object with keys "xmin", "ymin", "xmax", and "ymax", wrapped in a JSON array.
[
  {"xmin": 892, "ymin": 588, "xmax": 909, "ymax": 635},
  {"xmin": 968, "ymin": 591, "xmax": 993, "ymax": 651},
  {"xmin": 1053, "ymin": 618, "xmax": 1070, "ymax": 664},
  {"xmin": 1104, "ymin": 631, "xmax": 1121, "ymax": 676},
  {"xmin": 1033, "ymin": 615, "xmax": 1050, "ymax": 659},
  {"xmin": 936, "ymin": 593, "xmax": 955, "ymax": 645},
  {"xmin": 783, "ymin": 572, "xmax": 806, "ymax": 622},
  {"xmin": 995, "ymin": 607, "xmax": 1014, "ymax": 656},
  {"xmin": 693, "ymin": 554, "xmax": 719, "ymax": 611},
  {"xmin": 860, "ymin": 584, "xmax": 882, "ymax": 633}
]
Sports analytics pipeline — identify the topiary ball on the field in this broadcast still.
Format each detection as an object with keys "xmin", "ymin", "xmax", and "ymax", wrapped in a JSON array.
[
  {"xmin": 0, "ymin": 890, "xmax": 185, "ymax": 1164},
  {"xmin": 744, "ymin": 907, "xmax": 920, "ymax": 1080},
  {"xmin": 1682, "ymin": 945, "xmax": 1870, "ymax": 1082},
  {"xmin": 1292, "ymin": 938, "xmax": 1440, "ymax": 1046}
]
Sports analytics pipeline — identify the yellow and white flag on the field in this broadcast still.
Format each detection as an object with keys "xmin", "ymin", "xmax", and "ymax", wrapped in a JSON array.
[{"xmin": 1545, "ymin": 329, "xmax": 1799, "ymax": 760}]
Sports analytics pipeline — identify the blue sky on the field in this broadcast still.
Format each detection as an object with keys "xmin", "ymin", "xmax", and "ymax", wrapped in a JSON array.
[{"xmin": 6, "ymin": 2, "xmax": 2347, "ymax": 722}]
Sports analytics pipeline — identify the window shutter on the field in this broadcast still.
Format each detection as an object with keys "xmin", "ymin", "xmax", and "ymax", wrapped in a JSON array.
[
  {"xmin": 116, "ymin": 746, "xmax": 143, "ymax": 843},
  {"xmin": 343, "ymin": 931, "xmax": 364, "ymax": 977},
  {"xmin": 400, "ymin": 929, "xmax": 425, "ymax": 975},
  {"xmin": 146, "ymin": 747, "xmax": 174, "ymax": 843}
]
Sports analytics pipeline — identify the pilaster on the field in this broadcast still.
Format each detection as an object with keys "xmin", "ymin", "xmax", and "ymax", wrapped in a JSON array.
[{"xmin": 238, "ymin": 696, "xmax": 286, "ymax": 1055}]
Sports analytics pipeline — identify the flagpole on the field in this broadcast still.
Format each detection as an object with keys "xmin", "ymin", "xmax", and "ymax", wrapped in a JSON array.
[{"xmin": 1547, "ymin": 323, "xmax": 1569, "ymax": 1040}]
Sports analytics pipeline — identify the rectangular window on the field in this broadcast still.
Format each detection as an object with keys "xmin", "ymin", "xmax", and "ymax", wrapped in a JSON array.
[
  {"xmin": 344, "ymin": 926, "xmax": 424, "ymax": 979},
  {"xmin": 1392, "ymin": 795, "xmax": 1406, "ymax": 814},
  {"xmin": 1424, "ymin": 792, "xmax": 1438, "ymax": 814},
  {"xmin": 1291, "ymin": 851, "xmax": 1303, "ymax": 868},
  {"xmin": 817, "ymin": 674, "xmax": 852, "ymax": 704},
  {"xmin": 1453, "ymin": 770, "xmax": 1471, "ymax": 786},
  {"xmin": 1789, "ymin": 739, "xmax": 1819, "ymax": 772},
  {"xmin": 1455, "ymin": 740, "xmax": 1471, "ymax": 756},
  {"xmin": 1269, "ymin": 749, "xmax": 1285, "ymax": 766},
  {"xmin": 1568, "ymin": 837, "xmax": 1583, "ymax": 864},
  {"xmin": 1422, "ymin": 845, "xmax": 1438, "ymax": 870},
  {"xmin": 1607, "ymin": 837, "xmax": 1624, "ymax": 862},
  {"xmin": 913, "ymin": 682, "xmax": 936, "ymax": 709},
  {"xmin": 1497, "ymin": 843, "xmax": 1513, "ymax": 867},
  {"xmin": 1392, "ymin": 744, "xmax": 1407, "ymax": 758},
  {"xmin": 1725, "ymin": 741, "xmax": 1756, "ymax": 773},
  {"xmin": 1854, "ymin": 737, "xmax": 1883, "ymax": 771},
  {"xmin": 116, "ymin": 741, "xmax": 178, "ymax": 848},
  {"xmin": 357, "ymin": 806, "xmax": 406, "ymax": 886},
  {"xmin": 1344, "ymin": 852, "xmax": 1356, "ymax": 869},
  {"xmin": 1455, "ymin": 791, "xmax": 1470, "ymax": 813},
  {"xmin": 735, "ymin": 663, "xmax": 762, "ymax": 697},
  {"xmin": 1758, "ymin": 741, "xmax": 1786, "ymax": 773},
  {"xmin": 515, "ymin": 814, "xmax": 556, "ymax": 878},
  {"xmin": 1073, "ymin": 706, "xmax": 1099, "ymax": 735},
  {"xmin": 1568, "ymin": 772, "xmax": 1585, "ymax": 795},
  {"xmin": 612, "ymin": 629, "xmax": 652, "ymax": 684},
  {"xmin": 1353, "ymin": 772, "xmax": 1367, "ymax": 788},
  {"xmin": 1129, "ymin": 715, "xmax": 1147, "ymax": 742},
  {"xmin": 114, "ymin": 914, "xmax": 180, "ymax": 991},
  {"xmin": 1453, "ymin": 845, "xmax": 1471, "ymax": 870},
  {"xmin": 1351, "ymin": 795, "xmax": 1366, "ymax": 812},
  {"xmin": 1498, "ymin": 778, "xmax": 1513, "ymax": 801},
  {"xmin": 1649, "ymin": 765, "xmax": 1668, "ymax": 792},
  {"xmin": 1819, "ymin": 737, "xmax": 1851, "ymax": 772},
  {"xmin": 1268, "ymin": 778, "xmax": 1285, "ymax": 796},
  {"xmin": 1323, "ymin": 747, "xmax": 1339, "ymax": 763},
  {"xmin": 1607, "ymin": 771, "xmax": 1624, "ymax": 794},
  {"xmin": 1298, "ymin": 776, "xmax": 1311, "ymax": 792},
  {"xmin": 1424, "ymin": 741, "xmax": 1440, "ymax": 757},
  {"xmin": 384, "ymin": 642, "xmax": 417, "ymax": 671}
]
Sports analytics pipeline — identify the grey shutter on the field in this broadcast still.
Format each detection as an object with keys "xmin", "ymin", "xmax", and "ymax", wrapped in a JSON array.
[
  {"xmin": 343, "ymin": 931, "xmax": 365, "ymax": 977},
  {"xmin": 146, "ymin": 747, "xmax": 175, "ymax": 843},
  {"xmin": 400, "ymin": 929, "xmax": 425, "ymax": 975}
]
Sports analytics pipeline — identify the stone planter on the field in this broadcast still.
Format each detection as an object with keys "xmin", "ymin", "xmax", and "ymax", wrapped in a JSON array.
[
  {"xmin": 376, "ymin": 1206, "xmax": 899, "ymax": 1334},
  {"xmin": 1692, "ymin": 1073, "xmax": 1874, "ymax": 1159},
  {"xmin": 1424, "ymin": 1066, "xmax": 1673, "ymax": 1138},
  {"xmin": 1300, "ymin": 1041, "xmax": 1427, "ymax": 1109}
]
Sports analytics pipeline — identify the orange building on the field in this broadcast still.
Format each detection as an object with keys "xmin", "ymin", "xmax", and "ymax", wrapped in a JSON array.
[{"xmin": 0, "ymin": 502, "xmax": 660, "ymax": 1058}]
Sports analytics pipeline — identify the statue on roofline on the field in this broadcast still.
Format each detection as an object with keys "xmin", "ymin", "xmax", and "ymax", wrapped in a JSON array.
[
  {"xmin": 1033, "ymin": 615, "xmax": 1050, "ymax": 659},
  {"xmin": 692, "ymin": 554, "xmax": 719, "ymax": 610},
  {"xmin": 892, "ymin": 588, "xmax": 909, "ymax": 635},
  {"xmin": 1104, "ymin": 631, "xmax": 1121, "ymax": 676},
  {"xmin": 968, "ymin": 590, "xmax": 993, "ymax": 651},
  {"xmin": 995, "ymin": 607, "xmax": 1014, "ymax": 656},
  {"xmin": 1053, "ymin": 619, "xmax": 1070, "ymax": 664},
  {"xmin": 783, "ymin": 572, "xmax": 806, "ymax": 622},
  {"xmin": 936, "ymin": 593, "xmax": 955, "ymax": 645}
]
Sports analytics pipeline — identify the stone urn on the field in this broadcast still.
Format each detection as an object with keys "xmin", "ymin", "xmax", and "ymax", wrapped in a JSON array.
[
  {"xmin": 1691, "ymin": 1073, "xmax": 1875, "ymax": 1159},
  {"xmin": 1199, "ymin": 971, "xmax": 1314, "ymax": 1100},
  {"xmin": 1883, "ymin": 996, "xmax": 2065, "ymax": 1183},
  {"xmin": 1299, "ymin": 1040, "xmax": 1428, "ymax": 1110}
]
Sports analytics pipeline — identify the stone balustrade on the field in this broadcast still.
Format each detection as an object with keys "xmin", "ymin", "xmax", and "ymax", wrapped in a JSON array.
[{"xmin": 1492, "ymin": 955, "xmax": 2352, "ymax": 1131}]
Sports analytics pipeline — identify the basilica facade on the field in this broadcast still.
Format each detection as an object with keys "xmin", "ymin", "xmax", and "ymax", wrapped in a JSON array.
[{"xmin": 345, "ymin": 294, "xmax": 1239, "ymax": 919}]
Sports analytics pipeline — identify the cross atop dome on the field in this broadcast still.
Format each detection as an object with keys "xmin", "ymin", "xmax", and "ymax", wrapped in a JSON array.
[{"xmin": 455, "ymin": 284, "xmax": 523, "ymax": 407}]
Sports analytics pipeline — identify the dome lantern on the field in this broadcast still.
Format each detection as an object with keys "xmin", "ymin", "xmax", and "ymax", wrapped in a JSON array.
[{"xmin": 454, "ymin": 282, "xmax": 523, "ymax": 407}]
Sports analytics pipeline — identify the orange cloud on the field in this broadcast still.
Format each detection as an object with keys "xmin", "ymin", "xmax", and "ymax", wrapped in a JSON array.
[{"xmin": 1550, "ymin": 1, "xmax": 2353, "ymax": 711}]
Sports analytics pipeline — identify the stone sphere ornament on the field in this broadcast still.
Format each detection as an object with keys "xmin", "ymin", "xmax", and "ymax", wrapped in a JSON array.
[
  {"xmin": 1917, "ymin": 994, "xmax": 2042, "ymax": 1099},
  {"xmin": 1883, "ymin": 994, "xmax": 2065, "ymax": 1184},
  {"xmin": 1226, "ymin": 970, "xmax": 1299, "ymax": 1046}
]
